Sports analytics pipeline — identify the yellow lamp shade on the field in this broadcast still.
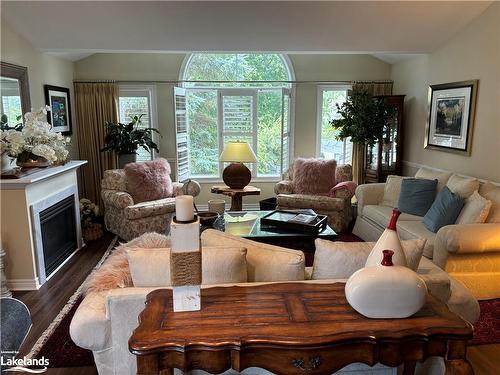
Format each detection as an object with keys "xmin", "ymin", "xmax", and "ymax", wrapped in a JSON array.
[{"xmin": 219, "ymin": 141, "xmax": 257, "ymax": 163}]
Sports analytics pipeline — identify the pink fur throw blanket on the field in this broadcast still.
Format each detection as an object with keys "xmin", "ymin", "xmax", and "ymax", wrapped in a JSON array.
[
  {"xmin": 293, "ymin": 158, "xmax": 337, "ymax": 194},
  {"xmin": 124, "ymin": 158, "xmax": 173, "ymax": 203},
  {"xmin": 84, "ymin": 232, "xmax": 170, "ymax": 295}
]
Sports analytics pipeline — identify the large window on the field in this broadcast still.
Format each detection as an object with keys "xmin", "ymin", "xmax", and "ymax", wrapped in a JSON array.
[
  {"xmin": 118, "ymin": 85, "xmax": 157, "ymax": 162},
  {"xmin": 317, "ymin": 85, "xmax": 353, "ymax": 165},
  {"xmin": 179, "ymin": 53, "xmax": 293, "ymax": 179}
]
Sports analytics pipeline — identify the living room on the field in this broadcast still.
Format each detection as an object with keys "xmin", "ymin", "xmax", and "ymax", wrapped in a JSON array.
[{"xmin": 0, "ymin": 1, "xmax": 498, "ymax": 374}]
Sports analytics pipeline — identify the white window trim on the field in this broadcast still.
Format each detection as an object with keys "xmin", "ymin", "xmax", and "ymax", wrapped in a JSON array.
[
  {"xmin": 315, "ymin": 84, "xmax": 352, "ymax": 158},
  {"xmin": 118, "ymin": 84, "xmax": 159, "ymax": 160},
  {"xmin": 179, "ymin": 54, "xmax": 296, "ymax": 181}
]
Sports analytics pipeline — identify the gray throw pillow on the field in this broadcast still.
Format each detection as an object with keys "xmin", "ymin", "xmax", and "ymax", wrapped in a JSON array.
[
  {"xmin": 423, "ymin": 186, "xmax": 465, "ymax": 233},
  {"xmin": 398, "ymin": 178, "xmax": 438, "ymax": 216}
]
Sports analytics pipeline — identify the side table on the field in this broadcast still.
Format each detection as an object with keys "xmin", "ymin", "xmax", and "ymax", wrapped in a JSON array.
[{"xmin": 210, "ymin": 185, "xmax": 261, "ymax": 211}]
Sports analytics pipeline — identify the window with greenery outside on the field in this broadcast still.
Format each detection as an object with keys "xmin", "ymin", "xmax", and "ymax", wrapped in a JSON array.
[{"xmin": 183, "ymin": 53, "xmax": 291, "ymax": 178}]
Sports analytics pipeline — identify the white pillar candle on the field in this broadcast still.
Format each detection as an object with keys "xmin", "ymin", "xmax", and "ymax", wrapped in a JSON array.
[{"xmin": 175, "ymin": 195, "xmax": 194, "ymax": 222}]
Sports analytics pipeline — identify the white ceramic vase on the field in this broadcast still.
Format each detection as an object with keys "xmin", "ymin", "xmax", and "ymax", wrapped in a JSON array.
[
  {"xmin": 345, "ymin": 250, "xmax": 427, "ymax": 319},
  {"xmin": 365, "ymin": 208, "xmax": 408, "ymax": 267}
]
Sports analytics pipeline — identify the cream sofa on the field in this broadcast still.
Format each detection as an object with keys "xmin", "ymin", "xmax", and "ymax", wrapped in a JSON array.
[
  {"xmin": 353, "ymin": 167, "xmax": 500, "ymax": 299},
  {"xmin": 70, "ymin": 231, "xmax": 479, "ymax": 375}
]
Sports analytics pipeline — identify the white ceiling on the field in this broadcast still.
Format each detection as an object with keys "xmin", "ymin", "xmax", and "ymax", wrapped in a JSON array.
[{"xmin": 1, "ymin": 1, "xmax": 493, "ymax": 61}]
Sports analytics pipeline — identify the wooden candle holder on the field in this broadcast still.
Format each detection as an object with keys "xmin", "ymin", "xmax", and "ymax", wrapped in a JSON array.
[{"xmin": 170, "ymin": 216, "xmax": 201, "ymax": 312}]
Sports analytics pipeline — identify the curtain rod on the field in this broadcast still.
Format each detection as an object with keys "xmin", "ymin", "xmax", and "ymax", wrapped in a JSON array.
[{"xmin": 74, "ymin": 79, "xmax": 393, "ymax": 85}]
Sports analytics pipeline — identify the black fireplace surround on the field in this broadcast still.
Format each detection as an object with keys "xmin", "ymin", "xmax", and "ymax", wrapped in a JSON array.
[{"xmin": 39, "ymin": 195, "xmax": 77, "ymax": 276}]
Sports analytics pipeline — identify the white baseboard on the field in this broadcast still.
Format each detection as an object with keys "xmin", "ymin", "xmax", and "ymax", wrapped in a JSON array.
[{"xmin": 8, "ymin": 277, "xmax": 41, "ymax": 291}]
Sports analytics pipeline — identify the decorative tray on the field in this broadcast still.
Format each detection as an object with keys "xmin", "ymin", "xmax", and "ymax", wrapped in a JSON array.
[{"xmin": 260, "ymin": 210, "xmax": 328, "ymax": 234}]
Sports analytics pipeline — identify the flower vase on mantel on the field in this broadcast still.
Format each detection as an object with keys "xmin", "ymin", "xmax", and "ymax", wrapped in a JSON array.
[
  {"xmin": 345, "ymin": 250, "xmax": 427, "ymax": 319},
  {"xmin": 365, "ymin": 208, "xmax": 408, "ymax": 267},
  {"xmin": 16, "ymin": 151, "xmax": 51, "ymax": 168}
]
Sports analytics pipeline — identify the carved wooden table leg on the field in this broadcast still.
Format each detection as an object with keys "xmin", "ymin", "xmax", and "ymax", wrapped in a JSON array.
[
  {"xmin": 445, "ymin": 359, "xmax": 474, "ymax": 375},
  {"xmin": 402, "ymin": 361, "xmax": 416, "ymax": 375},
  {"xmin": 230, "ymin": 194, "xmax": 243, "ymax": 211},
  {"xmin": 0, "ymin": 248, "xmax": 12, "ymax": 298}
]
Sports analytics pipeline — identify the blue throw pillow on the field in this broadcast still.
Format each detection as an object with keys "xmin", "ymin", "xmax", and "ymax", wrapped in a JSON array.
[
  {"xmin": 397, "ymin": 178, "xmax": 438, "ymax": 216},
  {"xmin": 423, "ymin": 186, "xmax": 465, "ymax": 233}
]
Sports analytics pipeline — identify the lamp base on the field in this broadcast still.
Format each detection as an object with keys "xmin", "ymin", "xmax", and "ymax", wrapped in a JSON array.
[{"xmin": 223, "ymin": 163, "xmax": 251, "ymax": 189}]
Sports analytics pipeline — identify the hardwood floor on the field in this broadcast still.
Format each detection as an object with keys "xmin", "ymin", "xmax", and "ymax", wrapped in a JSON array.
[
  {"xmin": 13, "ymin": 232, "xmax": 115, "ymax": 375},
  {"xmin": 10, "ymin": 232, "xmax": 500, "ymax": 375}
]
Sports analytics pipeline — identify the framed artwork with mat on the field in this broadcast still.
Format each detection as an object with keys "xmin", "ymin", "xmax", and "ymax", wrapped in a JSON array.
[
  {"xmin": 425, "ymin": 80, "xmax": 478, "ymax": 156},
  {"xmin": 44, "ymin": 84, "xmax": 72, "ymax": 135}
]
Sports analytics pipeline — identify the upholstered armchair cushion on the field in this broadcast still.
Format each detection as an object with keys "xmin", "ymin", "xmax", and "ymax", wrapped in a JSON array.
[
  {"xmin": 335, "ymin": 164, "xmax": 353, "ymax": 184},
  {"xmin": 274, "ymin": 180, "xmax": 294, "ymax": 195},
  {"xmin": 124, "ymin": 198, "xmax": 176, "ymax": 220},
  {"xmin": 101, "ymin": 190, "xmax": 134, "ymax": 209},
  {"xmin": 102, "ymin": 169, "xmax": 127, "ymax": 191}
]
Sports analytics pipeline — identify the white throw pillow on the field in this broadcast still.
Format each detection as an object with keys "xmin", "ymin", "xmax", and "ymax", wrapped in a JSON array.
[
  {"xmin": 456, "ymin": 190, "xmax": 492, "ymax": 224},
  {"xmin": 479, "ymin": 182, "xmax": 500, "ymax": 223},
  {"xmin": 127, "ymin": 248, "xmax": 171, "ymax": 287},
  {"xmin": 312, "ymin": 239, "xmax": 426, "ymax": 280},
  {"xmin": 415, "ymin": 167, "xmax": 452, "ymax": 193},
  {"xmin": 381, "ymin": 175, "xmax": 405, "ymax": 208},
  {"xmin": 126, "ymin": 246, "xmax": 248, "ymax": 287},
  {"xmin": 201, "ymin": 229, "xmax": 305, "ymax": 282},
  {"xmin": 446, "ymin": 174, "xmax": 480, "ymax": 199}
]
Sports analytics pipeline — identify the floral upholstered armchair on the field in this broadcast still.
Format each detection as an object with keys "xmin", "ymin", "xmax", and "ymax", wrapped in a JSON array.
[
  {"xmin": 101, "ymin": 169, "xmax": 199, "ymax": 241},
  {"xmin": 275, "ymin": 159, "xmax": 356, "ymax": 233}
]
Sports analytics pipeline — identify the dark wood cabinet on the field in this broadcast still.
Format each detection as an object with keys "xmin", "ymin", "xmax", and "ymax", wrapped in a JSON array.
[{"xmin": 365, "ymin": 95, "xmax": 405, "ymax": 183}]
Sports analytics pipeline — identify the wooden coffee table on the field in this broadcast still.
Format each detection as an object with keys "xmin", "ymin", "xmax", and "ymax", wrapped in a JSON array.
[{"xmin": 129, "ymin": 283, "xmax": 474, "ymax": 375}]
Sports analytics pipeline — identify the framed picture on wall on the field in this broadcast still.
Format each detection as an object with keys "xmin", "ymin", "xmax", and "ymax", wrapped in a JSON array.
[
  {"xmin": 44, "ymin": 85, "xmax": 72, "ymax": 135},
  {"xmin": 425, "ymin": 80, "xmax": 478, "ymax": 156}
]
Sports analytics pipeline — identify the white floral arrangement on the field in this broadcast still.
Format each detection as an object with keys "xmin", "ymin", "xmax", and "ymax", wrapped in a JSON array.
[{"xmin": 1, "ymin": 106, "xmax": 70, "ymax": 163}]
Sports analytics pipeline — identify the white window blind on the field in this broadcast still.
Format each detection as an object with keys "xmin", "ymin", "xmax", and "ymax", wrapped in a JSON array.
[
  {"xmin": 118, "ymin": 86, "xmax": 157, "ymax": 162},
  {"xmin": 174, "ymin": 87, "xmax": 189, "ymax": 182},
  {"xmin": 218, "ymin": 89, "xmax": 258, "ymax": 176}
]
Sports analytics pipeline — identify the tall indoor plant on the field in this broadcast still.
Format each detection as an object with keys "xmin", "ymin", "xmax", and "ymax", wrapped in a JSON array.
[
  {"xmin": 329, "ymin": 90, "xmax": 394, "ymax": 182},
  {"xmin": 101, "ymin": 114, "xmax": 160, "ymax": 168}
]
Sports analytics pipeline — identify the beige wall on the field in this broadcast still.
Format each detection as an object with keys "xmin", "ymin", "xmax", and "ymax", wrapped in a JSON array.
[
  {"xmin": 391, "ymin": 3, "xmax": 500, "ymax": 182},
  {"xmin": 1, "ymin": 21, "xmax": 78, "ymax": 159},
  {"xmin": 75, "ymin": 53, "xmax": 391, "ymax": 205}
]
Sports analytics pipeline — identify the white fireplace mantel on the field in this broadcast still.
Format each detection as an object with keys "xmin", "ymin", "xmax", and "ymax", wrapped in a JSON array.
[
  {"xmin": 0, "ymin": 160, "xmax": 87, "ymax": 189},
  {"xmin": 0, "ymin": 160, "xmax": 87, "ymax": 290}
]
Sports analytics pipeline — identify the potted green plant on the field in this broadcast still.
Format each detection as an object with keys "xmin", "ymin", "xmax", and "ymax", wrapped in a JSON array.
[
  {"xmin": 101, "ymin": 114, "xmax": 160, "ymax": 168},
  {"xmin": 329, "ymin": 90, "xmax": 393, "ymax": 147},
  {"xmin": 330, "ymin": 90, "xmax": 394, "ymax": 183}
]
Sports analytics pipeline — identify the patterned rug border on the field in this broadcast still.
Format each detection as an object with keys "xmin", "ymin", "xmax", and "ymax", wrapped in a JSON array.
[{"xmin": 25, "ymin": 235, "xmax": 119, "ymax": 359}]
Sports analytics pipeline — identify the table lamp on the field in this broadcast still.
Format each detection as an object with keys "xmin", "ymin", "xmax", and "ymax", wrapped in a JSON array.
[{"xmin": 219, "ymin": 141, "xmax": 257, "ymax": 189}]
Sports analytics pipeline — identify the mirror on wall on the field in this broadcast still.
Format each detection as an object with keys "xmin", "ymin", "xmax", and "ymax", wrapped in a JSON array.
[{"xmin": 0, "ymin": 62, "xmax": 30, "ymax": 128}]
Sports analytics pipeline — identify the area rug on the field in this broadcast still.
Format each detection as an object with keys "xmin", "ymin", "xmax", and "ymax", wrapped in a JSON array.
[
  {"xmin": 470, "ymin": 298, "xmax": 500, "ymax": 346},
  {"xmin": 26, "ymin": 235, "xmax": 119, "ymax": 367}
]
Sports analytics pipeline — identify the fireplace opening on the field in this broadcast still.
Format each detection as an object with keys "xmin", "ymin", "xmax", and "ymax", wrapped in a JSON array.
[{"xmin": 39, "ymin": 195, "xmax": 77, "ymax": 276}]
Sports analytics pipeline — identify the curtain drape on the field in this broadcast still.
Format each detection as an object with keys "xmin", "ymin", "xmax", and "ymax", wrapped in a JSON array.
[
  {"xmin": 350, "ymin": 81, "xmax": 393, "ymax": 185},
  {"xmin": 74, "ymin": 82, "xmax": 118, "ymax": 207}
]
